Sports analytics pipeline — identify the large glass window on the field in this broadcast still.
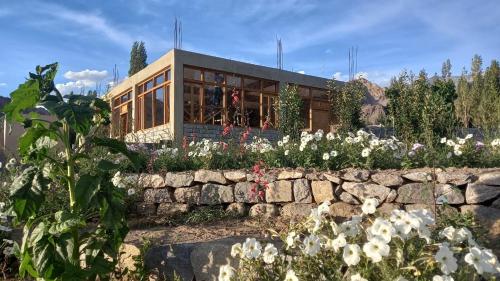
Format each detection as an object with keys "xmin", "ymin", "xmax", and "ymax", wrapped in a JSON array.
[
  {"xmin": 112, "ymin": 90, "xmax": 132, "ymax": 138},
  {"xmin": 135, "ymin": 68, "xmax": 171, "ymax": 131},
  {"xmin": 184, "ymin": 67, "xmax": 202, "ymax": 81}
]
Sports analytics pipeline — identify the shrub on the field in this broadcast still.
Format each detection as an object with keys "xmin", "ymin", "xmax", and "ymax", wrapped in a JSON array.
[
  {"xmin": 222, "ymin": 200, "xmax": 500, "ymax": 281},
  {"xmin": 277, "ymin": 85, "xmax": 303, "ymax": 140},
  {"xmin": 328, "ymin": 80, "xmax": 366, "ymax": 133}
]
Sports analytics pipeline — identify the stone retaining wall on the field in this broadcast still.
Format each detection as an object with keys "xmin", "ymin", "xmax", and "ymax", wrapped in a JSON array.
[{"xmin": 133, "ymin": 167, "xmax": 499, "ymax": 225}]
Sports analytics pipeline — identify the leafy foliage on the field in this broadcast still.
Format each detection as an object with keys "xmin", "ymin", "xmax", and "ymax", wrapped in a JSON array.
[
  {"xmin": 129, "ymin": 41, "xmax": 148, "ymax": 76},
  {"xmin": 327, "ymin": 80, "xmax": 366, "ymax": 133},
  {"xmin": 2, "ymin": 63, "xmax": 140, "ymax": 280},
  {"xmin": 277, "ymin": 85, "xmax": 303, "ymax": 140}
]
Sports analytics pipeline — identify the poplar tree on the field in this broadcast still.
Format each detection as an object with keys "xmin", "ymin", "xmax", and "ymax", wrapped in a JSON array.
[
  {"xmin": 128, "ymin": 41, "xmax": 148, "ymax": 76},
  {"xmin": 477, "ymin": 60, "xmax": 500, "ymax": 131},
  {"xmin": 455, "ymin": 68, "xmax": 472, "ymax": 128}
]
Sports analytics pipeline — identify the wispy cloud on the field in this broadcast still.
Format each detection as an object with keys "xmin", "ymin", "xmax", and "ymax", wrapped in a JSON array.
[
  {"xmin": 57, "ymin": 69, "xmax": 109, "ymax": 94},
  {"xmin": 0, "ymin": 83, "xmax": 7, "ymax": 87}
]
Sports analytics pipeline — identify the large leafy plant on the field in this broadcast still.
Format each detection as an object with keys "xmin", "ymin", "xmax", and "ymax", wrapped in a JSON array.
[{"xmin": 3, "ymin": 63, "xmax": 140, "ymax": 280}]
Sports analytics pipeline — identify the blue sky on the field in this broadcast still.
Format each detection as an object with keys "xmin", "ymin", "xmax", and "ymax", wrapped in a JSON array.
[{"xmin": 1, "ymin": 0, "xmax": 500, "ymax": 96}]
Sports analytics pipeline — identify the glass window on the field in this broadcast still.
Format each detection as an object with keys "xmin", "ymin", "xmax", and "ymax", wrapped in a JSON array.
[
  {"xmin": 204, "ymin": 71, "xmax": 225, "ymax": 84},
  {"xmin": 184, "ymin": 67, "xmax": 202, "ymax": 80},
  {"xmin": 154, "ymin": 73, "xmax": 164, "ymax": 86},
  {"xmin": 144, "ymin": 93, "xmax": 153, "ymax": 129},
  {"xmin": 244, "ymin": 91, "xmax": 260, "ymax": 127},
  {"xmin": 137, "ymin": 96, "xmax": 142, "ymax": 130},
  {"xmin": 166, "ymin": 69, "xmax": 171, "ymax": 81},
  {"xmin": 154, "ymin": 87, "xmax": 164, "ymax": 126},
  {"xmin": 184, "ymin": 83, "xmax": 202, "ymax": 123},
  {"xmin": 137, "ymin": 84, "xmax": 143, "ymax": 94},
  {"xmin": 227, "ymin": 75, "xmax": 241, "ymax": 87},
  {"xmin": 144, "ymin": 80, "xmax": 154, "ymax": 91},
  {"xmin": 244, "ymin": 78, "xmax": 260, "ymax": 90},
  {"xmin": 263, "ymin": 81, "xmax": 277, "ymax": 92}
]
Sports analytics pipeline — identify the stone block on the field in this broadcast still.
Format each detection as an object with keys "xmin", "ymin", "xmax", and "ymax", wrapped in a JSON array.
[
  {"xmin": 249, "ymin": 204, "xmax": 279, "ymax": 218},
  {"xmin": 223, "ymin": 170, "xmax": 247, "ymax": 182},
  {"xmin": 402, "ymin": 172, "xmax": 432, "ymax": 183},
  {"xmin": 194, "ymin": 170, "xmax": 227, "ymax": 184},
  {"xmin": 277, "ymin": 169, "xmax": 304, "ymax": 180},
  {"xmin": 234, "ymin": 182, "xmax": 259, "ymax": 203},
  {"xmin": 266, "ymin": 180, "xmax": 293, "ymax": 203},
  {"xmin": 157, "ymin": 203, "xmax": 189, "ymax": 216},
  {"xmin": 311, "ymin": 180, "xmax": 335, "ymax": 203},
  {"xmin": 200, "ymin": 184, "xmax": 234, "ymax": 205},
  {"xmin": 371, "ymin": 173, "xmax": 404, "ymax": 187},
  {"xmin": 396, "ymin": 183, "xmax": 434, "ymax": 204},
  {"xmin": 293, "ymin": 178, "xmax": 313, "ymax": 203},
  {"xmin": 341, "ymin": 182, "xmax": 391, "ymax": 202},
  {"xmin": 144, "ymin": 188, "xmax": 173, "ymax": 204},
  {"xmin": 165, "ymin": 172, "xmax": 194, "ymax": 188},
  {"xmin": 341, "ymin": 169, "xmax": 370, "ymax": 182},
  {"xmin": 281, "ymin": 203, "xmax": 315, "ymax": 219},
  {"xmin": 173, "ymin": 186, "xmax": 201, "ymax": 205},
  {"xmin": 139, "ymin": 173, "xmax": 166, "ymax": 188},
  {"xmin": 465, "ymin": 183, "xmax": 500, "ymax": 204}
]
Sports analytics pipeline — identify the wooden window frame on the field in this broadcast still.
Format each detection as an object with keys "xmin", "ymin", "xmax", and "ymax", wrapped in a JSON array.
[
  {"xmin": 135, "ymin": 68, "xmax": 172, "ymax": 132},
  {"xmin": 183, "ymin": 65, "xmax": 279, "ymax": 128},
  {"xmin": 112, "ymin": 89, "xmax": 133, "ymax": 137}
]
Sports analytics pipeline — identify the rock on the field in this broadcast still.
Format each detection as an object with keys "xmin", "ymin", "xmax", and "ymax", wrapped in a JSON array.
[
  {"xmin": 311, "ymin": 181, "xmax": 335, "ymax": 203},
  {"xmin": 377, "ymin": 203, "xmax": 402, "ymax": 216},
  {"xmin": 136, "ymin": 202, "xmax": 157, "ymax": 216},
  {"xmin": 200, "ymin": 184, "xmax": 234, "ymax": 205},
  {"xmin": 460, "ymin": 205, "xmax": 500, "ymax": 256},
  {"xmin": 341, "ymin": 182, "xmax": 391, "ymax": 202},
  {"xmin": 194, "ymin": 170, "xmax": 227, "ymax": 184},
  {"xmin": 492, "ymin": 197, "xmax": 500, "ymax": 209},
  {"xmin": 305, "ymin": 172, "xmax": 323, "ymax": 181},
  {"xmin": 329, "ymin": 202, "xmax": 361, "ymax": 219},
  {"xmin": 139, "ymin": 174, "xmax": 166, "ymax": 188},
  {"xmin": 371, "ymin": 173, "xmax": 404, "ymax": 187},
  {"xmin": 226, "ymin": 203, "xmax": 247, "ymax": 216},
  {"xmin": 293, "ymin": 179, "xmax": 313, "ymax": 203},
  {"xmin": 190, "ymin": 237, "xmax": 246, "ymax": 281},
  {"xmin": 281, "ymin": 203, "xmax": 315, "ymax": 219},
  {"xmin": 223, "ymin": 170, "xmax": 247, "ymax": 182},
  {"xmin": 249, "ymin": 204, "xmax": 279, "ymax": 218},
  {"xmin": 246, "ymin": 172, "xmax": 277, "ymax": 183},
  {"xmin": 402, "ymin": 172, "xmax": 432, "ymax": 183},
  {"xmin": 477, "ymin": 171, "xmax": 500, "ymax": 186},
  {"xmin": 465, "ymin": 183, "xmax": 500, "ymax": 204},
  {"xmin": 165, "ymin": 172, "xmax": 194, "ymax": 188},
  {"xmin": 119, "ymin": 243, "xmax": 141, "ymax": 272},
  {"xmin": 173, "ymin": 186, "xmax": 201, "ymax": 205},
  {"xmin": 435, "ymin": 184, "xmax": 465, "ymax": 205},
  {"xmin": 323, "ymin": 173, "xmax": 342, "ymax": 184},
  {"xmin": 396, "ymin": 183, "xmax": 434, "ymax": 204},
  {"xmin": 266, "ymin": 181, "xmax": 293, "ymax": 203},
  {"xmin": 234, "ymin": 182, "xmax": 259, "ymax": 203},
  {"xmin": 386, "ymin": 189, "xmax": 398, "ymax": 203},
  {"xmin": 341, "ymin": 169, "xmax": 370, "ymax": 182},
  {"xmin": 277, "ymin": 169, "xmax": 304, "ymax": 180},
  {"xmin": 339, "ymin": 192, "xmax": 360, "ymax": 204},
  {"xmin": 436, "ymin": 172, "xmax": 472, "ymax": 186},
  {"xmin": 157, "ymin": 203, "xmax": 189, "ymax": 216},
  {"xmin": 145, "ymin": 243, "xmax": 195, "ymax": 281},
  {"xmin": 144, "ymin": 188, "xmax": 173, "ymax": 204}
]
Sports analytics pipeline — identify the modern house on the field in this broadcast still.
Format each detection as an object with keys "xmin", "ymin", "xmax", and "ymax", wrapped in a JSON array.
[{"xmin": 105, "ymin": 49, "xmax": 335, "ymax": 143}]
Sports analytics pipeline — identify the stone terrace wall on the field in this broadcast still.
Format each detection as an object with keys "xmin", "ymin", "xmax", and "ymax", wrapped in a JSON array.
[{"xmin": 132, "ymin": 168, "xmax": 499, "ymax": 231}]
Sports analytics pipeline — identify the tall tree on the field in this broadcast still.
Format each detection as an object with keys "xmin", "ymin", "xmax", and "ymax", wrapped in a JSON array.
[
  {"xmin": 327, "ymin": 79, "xmax": 366, "ymax": 133},
  {"xmin": 477, "ymin": 60, "xmax": 500, "ymax": 131},
  {"xmin": 455, "ymin": 68, "xmax": 472, "ymax": 128},
  {"xmin": 277, "ymin": 84, "xmax": 303, "ymax": 140},
  {"xmin": 441, "ymin": 59, "xmax": 452, "ymax": 79},
  {"xmin": 128, "ymin": 41, "xmax": 148, "ymax": 76}
]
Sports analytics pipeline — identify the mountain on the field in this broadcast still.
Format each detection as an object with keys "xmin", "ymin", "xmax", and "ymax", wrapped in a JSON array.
[{"xmin": 358, "ymin": 78, "xmax": 387, "ymax": 125}]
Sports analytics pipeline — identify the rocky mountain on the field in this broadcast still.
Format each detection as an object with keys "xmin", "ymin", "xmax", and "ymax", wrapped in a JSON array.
[
  {"xmin": 0, "ymin": 96, "xmax": 9, "ymax": 111},
  {"xmin": 358, "ymin": 78, "xmax": 387, "ymax": 125}
]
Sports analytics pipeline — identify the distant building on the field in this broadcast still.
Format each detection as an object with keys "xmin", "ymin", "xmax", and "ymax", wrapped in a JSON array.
[{"xmin": 104, "ymin": 49, "xmax": 337, "ymax": 143}]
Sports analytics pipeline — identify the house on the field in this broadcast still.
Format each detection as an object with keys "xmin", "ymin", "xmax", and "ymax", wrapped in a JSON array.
[{"xmin": 104, "ymin": 49, "xmax": 336, "ymax": 143}]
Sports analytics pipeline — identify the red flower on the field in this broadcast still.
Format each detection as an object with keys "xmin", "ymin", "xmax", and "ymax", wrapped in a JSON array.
[
  {"xmin": 182, "ymin": 136, "xmax": 189, "ymax": 150},
  {"xmin": 262, "ymin": 120, "xmax": 270, "ymax": 131},
  {"xmin": 231, "ymin": 89, "xmax": 240, "ymax": 107},
  {"xmin": 258, "ymin": 190, "xmax": 265, "ymax": 200},
  {"xmin": 222, "ymin": 123, "xmax": 232, "ymax": 136}
]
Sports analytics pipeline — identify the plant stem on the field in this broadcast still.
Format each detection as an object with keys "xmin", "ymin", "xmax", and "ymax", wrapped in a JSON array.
[{"xmin": 63, "ymin": 121, "xmax": 79, "ymax": 264}]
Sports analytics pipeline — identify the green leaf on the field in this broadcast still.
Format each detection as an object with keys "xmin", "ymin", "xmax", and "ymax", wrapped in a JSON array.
[
  {"xmin": 2, "ymin": 79, "xmax": 40, "ymax": 122},
  {"xmin": 93, "ymin": 137, "xmax": 142, "ymax": 170},
  {"xmin": 75, "ymin": 174, "xmax": 100, "ymax": 210},
  {"xmin": 97, "ymin": 159, "xmax": 121, "ymax": 171},
  {"xmin": 48, "ymin": 211, "xmax": 85, "ymax": 235},
  {"xmin": 9, "ymin": 166, "xmax": 46, "ymax": 220},
  {"xmin": 18, "ymin": 124, "xmax": 52, "ymax": 156}
]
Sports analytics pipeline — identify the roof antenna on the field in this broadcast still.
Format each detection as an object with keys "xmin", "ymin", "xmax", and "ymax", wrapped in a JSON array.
[
  {"xmin": 174, "ymin": 17, "xmax": 183, "ymax": 49},
  {"xmin": 276, "ymin": 37, "xmax": 283, "ymax": 70}
]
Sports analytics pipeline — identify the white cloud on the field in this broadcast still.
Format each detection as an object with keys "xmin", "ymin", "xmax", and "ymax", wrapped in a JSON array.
[
  {"xmin": 297, "ymin": 70, "xmax": 305, "ymax": 74},
  {"xmin": 57, "ymin": 69, "xmax": 109, "ymax": 94},
  {"xmin": 0, "ymin": 83, "xmax": 6, "ymax": 87},
  {"xmin": 355, "ymin": 72, "xmax": 368, "ymax": 79},
  {"xmin": 64, "ymin": 69, "xmax": 108, "ymax": 81}
]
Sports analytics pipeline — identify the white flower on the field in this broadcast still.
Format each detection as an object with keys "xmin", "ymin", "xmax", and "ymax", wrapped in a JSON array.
[
  {"xmin": 286, "ymin": 231, "xmax": 299, "ymax": 249},
  {"xmin": 231, "ymin": 243, "xmax": 243, "ymax": 258},
  {"xmin": 361, "ymin": 148, "xmax": 371, "ymax": 157},
  {"xmin": 111, "ymin": 172, "xmax": 125, "ymax": 188},
  {"xmin": 282, "ymin": 135, "xmax": 290, "ymax": 144},
  {"xmin": 325, "ymin": 233, "xmax": 346, "ymax": 252},
  {"xmin": 454, "ymin": 148, "xmax": 462, "ymax": 156},
  {"xmin": 326, "ymin": 132, "xmax": 335, "ymax": 141},
  {"xmin": 284, "ymin": 149, "xmax": 290, "ymax": 156},
  {"xmin": 340, "ymin": 220, "xmax": 360, "ymax": 237},
  {"xmin": 393, "ymin": 276, "xmax": 409, "ymax": 281},
  {"xmin": 465, "ymin": 134, "xmax": 473, "ymax": 139},
  {"xmin": 343, "ymin": 244, "xmax": 361, "ymax": 266},
  {"xmin": 262, "ymin": 243, "xmax": 278, "ymax": 264},
  {"xmin": 284, "ymin": 269, "xmax": 299, "ymax": 281},
  {"xmin": 322, "ymin": 153, "xmax": 330, "ymax": 160},
  {"xmin": 127, "ymin": 188, "xmax": 136, "ymax": 196},
  {"xmin": 433, "ymin": 275, "xmax": 454, "ymax": 281},
  {"xmin": 350, "ymin": 273, "xmax": 368, "ymax": 281},
  {"xmin": 353, "ymin": 136, "xmax": 362, "ymax": 143},
  {"xmin": 363, "ymin": 236, "xmax": 390, "ymax": 263},
  {"xmin": 311, "ymin": 143, "xmax": 318, "ymax": 151},
  {"xmin": 242, "ymin": 238, "xmax": 262, "ymax": 259},
  {"xmin": 367, "ymin": 217, "xmax": 395, "ymax": 243},
  {"xmin": 361, "ymin": 198, "xmax": 379, "ymax": 215},
  {"xmin": 446, "ymin": 140, "xmax": 455, "ymax": 146},
  {"xmin": 218, "ymin": 264, "xmax": 235, "ymax": 281},
  {"xmin": 314, "ymin": 130, "xmax": 324, "ymax": 141},
  {"xmin": 303, "ymin": 234, "xmax": 321, "ymax": 256},
  {"xmin": 464, "ymin": 247, "xmax": 496, "ymax": 274},
  {"xmin": 330, "ymin": 150, "xmax": 338, "ymax": 157},
  {"xmin": 317, "ymin": 201, "xmax": 330, "ymax": 215},
  {"xmin": 440, "ymin": 137, "xmax": 447, "ymax": 144},
  {"xmin": 434, "ymin": 244, "xmax": 458, "ymax": 274}
]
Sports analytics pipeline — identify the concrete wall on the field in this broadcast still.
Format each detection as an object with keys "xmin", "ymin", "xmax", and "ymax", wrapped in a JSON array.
[{"xmin": 106, "ymin": 49, "xmax": 333, "ymax": 144}]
